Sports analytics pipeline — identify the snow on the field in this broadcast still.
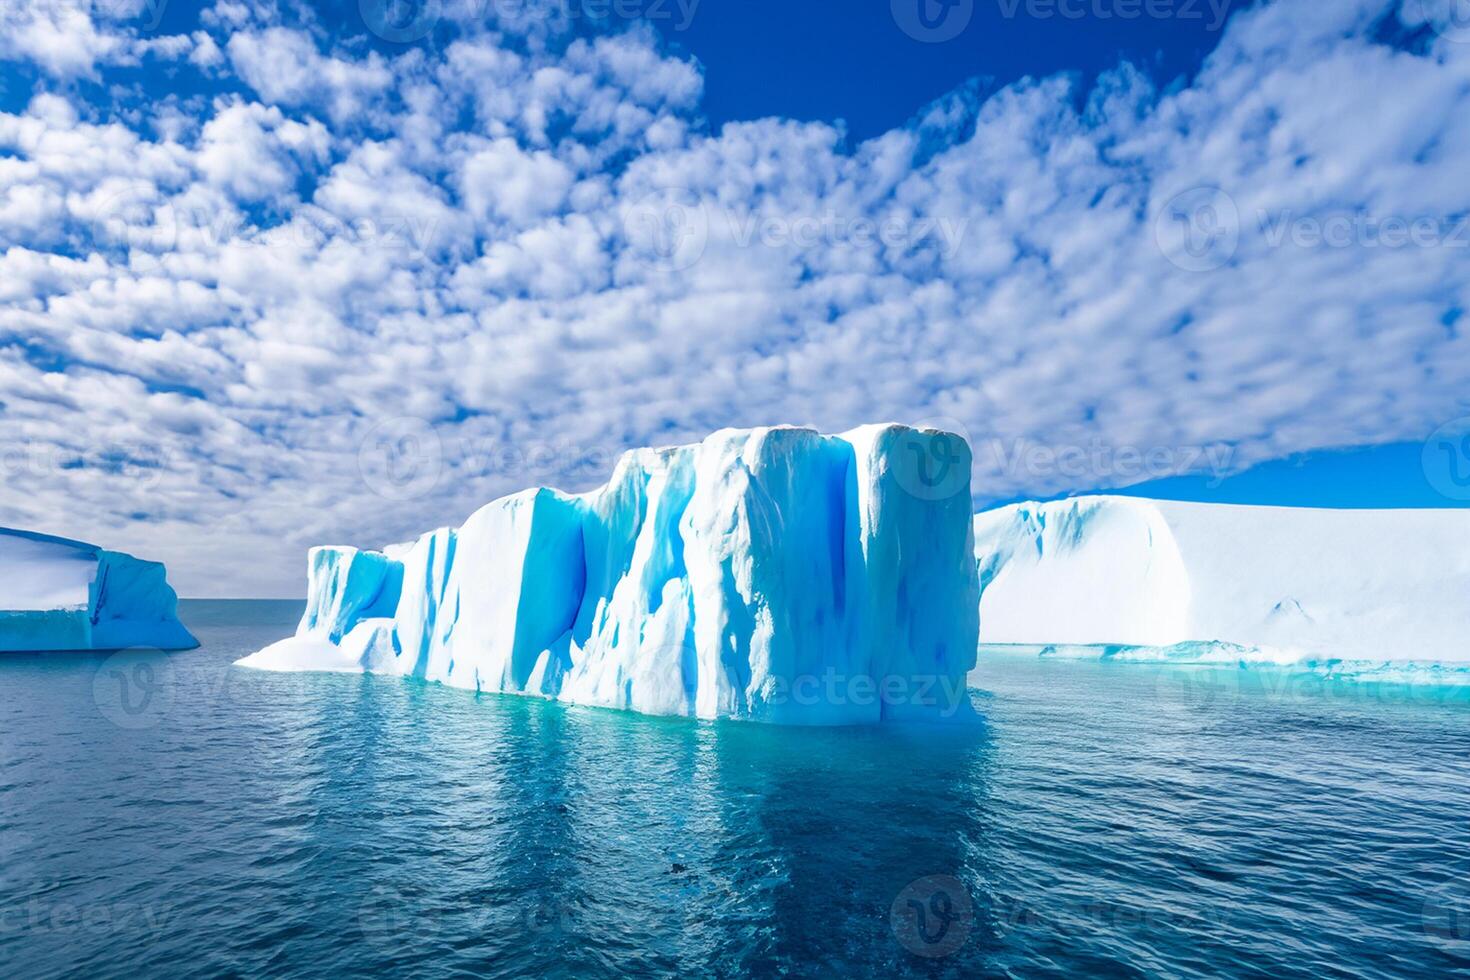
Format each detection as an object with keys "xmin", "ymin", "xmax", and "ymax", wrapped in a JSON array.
[
  {"xmin": 973, "ymin": 496, "xmax": 1470, "ymax": 663},
  {"xmin": 240, "ymin": 424, "xmax": 981, "ymax": 724},
  {"xmin": 0, "ymin": 528, "xmax": 198, "ymax": 652}
]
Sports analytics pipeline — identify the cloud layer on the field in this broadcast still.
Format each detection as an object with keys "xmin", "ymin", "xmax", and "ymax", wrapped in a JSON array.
[{"xmin": 1, "ymin": 0, "xmax": 1468, "ymax": 595}]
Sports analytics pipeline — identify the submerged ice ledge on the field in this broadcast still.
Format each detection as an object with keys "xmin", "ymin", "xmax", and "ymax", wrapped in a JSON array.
[
  {"xmin": 0, "ymin": 527, "xmax": 197, "ymax": 652},
  {"xmin": 240, "ymin": 425, "xmax": 981, "ymax": 725}
]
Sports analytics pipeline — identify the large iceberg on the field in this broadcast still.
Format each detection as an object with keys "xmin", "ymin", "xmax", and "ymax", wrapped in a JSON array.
[
  {"xmin": 0, "ymin": 528, "xmax": 198, "ymax": 651},
  {"xmin": 240, "ymin": 425, "xmax": 981, "ymax": 724},
  {"xmin": 973, "ymin": 496, "xmax": 1470, "ymax": 663}
]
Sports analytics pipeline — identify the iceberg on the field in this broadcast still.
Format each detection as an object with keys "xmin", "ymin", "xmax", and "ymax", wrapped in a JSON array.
[
  {"xmin": 240, "ymin": 425, "xmax": 981, "ymax": 725},
  {"xmin": 0, "ymin": 528, "xmax": 198, "ymax": 651},
  {"xmin": 973, "ymin": 496, "xmax": 1470, "ymax": 663}
]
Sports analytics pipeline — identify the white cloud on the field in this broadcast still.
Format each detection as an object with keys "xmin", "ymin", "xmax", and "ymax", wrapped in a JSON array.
[
  {"xmin": 196, "ymin": 100, "xmax": 330, "ymax": 202},
  {"xmin": 0, "ymin": 0, "xmax": 1468, "ymax": 595},
  {"xmin": 459, "ymin": 138, "xmax": 576, "ymax": 226},
  {"xmin": 226, "ymin": 27, "xmax": 393, "ymax": 123}
]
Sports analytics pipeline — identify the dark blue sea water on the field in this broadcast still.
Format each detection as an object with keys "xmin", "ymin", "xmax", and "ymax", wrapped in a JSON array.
[{"xmin": 2, "ymin": 600, "xmax": 1468, "ymax": 978}]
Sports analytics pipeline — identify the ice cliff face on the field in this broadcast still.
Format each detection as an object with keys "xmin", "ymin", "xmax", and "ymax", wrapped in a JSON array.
[
  {"xmin": 0, "ymin": 528, "xmax": 198, "ymax": 652},
  {"xmin": 973, "ymin": 496, "xmax": 1470, "ymax": 662},
  {"xmin": 241, "ymin": 425, "xmax": 981, "ymax": 724}
]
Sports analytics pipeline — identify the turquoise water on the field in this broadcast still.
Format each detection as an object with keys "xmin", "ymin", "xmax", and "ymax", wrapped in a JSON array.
[{"xmin": 2, "ymin": 601, "xmax": 1467, "ymax": 978}]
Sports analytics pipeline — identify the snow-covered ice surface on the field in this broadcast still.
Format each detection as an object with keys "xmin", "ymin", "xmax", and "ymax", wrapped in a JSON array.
[
  {"xmin": 240, "ymin": 425, "xmax": 981, "ymax": 725},
  {"xmin": 973, "ymin": 496, "xmax": 1470, "ymax": 665},
  {"xmin": 0, "ymin": 528, "xmax": 198, "ymax": 651}
]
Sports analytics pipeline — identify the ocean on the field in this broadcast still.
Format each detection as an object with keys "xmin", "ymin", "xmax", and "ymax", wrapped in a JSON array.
[{"xmin": 1, "ymin": 600, "xmax": 1466, "ymax": 977}]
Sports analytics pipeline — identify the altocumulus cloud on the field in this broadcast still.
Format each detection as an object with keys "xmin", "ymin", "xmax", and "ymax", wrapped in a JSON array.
[{"xmin": 0, "ymin": 0, "xmax": 1468, "ymax": 595}]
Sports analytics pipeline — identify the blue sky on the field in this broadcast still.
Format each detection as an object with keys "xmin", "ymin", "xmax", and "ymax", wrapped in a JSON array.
[
  {"xmin": 1, "ymin": 0, "xmax": 1468, "ymax": 595},
  {"xmin": 654, "ymin": 0, "xmax": 1233, "ymax": 140}
]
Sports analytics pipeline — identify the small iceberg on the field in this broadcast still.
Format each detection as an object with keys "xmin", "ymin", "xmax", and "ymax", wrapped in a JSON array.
[{"xmin": 0, "ymin": 527, "xmax": 198, "ymax": 652}]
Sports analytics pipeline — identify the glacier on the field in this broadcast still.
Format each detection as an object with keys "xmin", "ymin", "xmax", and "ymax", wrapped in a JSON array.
[
  {"xmin": 973, "ymin": 496, "xmax": 1470, "ymax": 663},
  {"xmin": 240, "ymin": 425, "xmax": 981, "ymax": 724},
  {"xmin": 0, "ymin": 528, "xmax": 198, "ymax": 652}
]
